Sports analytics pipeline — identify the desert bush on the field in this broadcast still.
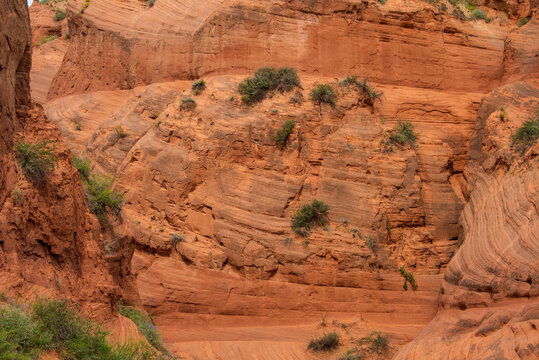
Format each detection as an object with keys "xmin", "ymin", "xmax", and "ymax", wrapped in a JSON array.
[
  {"xmin": 339, "ymin": 348, "xmax": 363, "ymax": 360},
  {"xmin": 359, "ymin": 331, "xmax": 389, "ymax": 354},
  {"xmin": 14, "ymin": 138, "xmax": 58, "ymax": 183},
  {"xmin": 114, "ymin": 126, "xmax": 128, "ymax": 139},
  {"xmin": 472, "ymin": 9, "xmax": 490, "ymax": 22},
  {"xmin": 291, "ymin": 199, "xmax": 330, "ymax": 236},
  {"xmin": 518, "ymin": 17, "xmax": 530, "ymax": 27},
  {"xmin": 180, "ymin": 98, "xmax": 196, "ymax": 111},
  {"xmin": 308, "ymin": 331, "xmax": 340, "ymax": 351},
  {"xmin": 117, "ymin": 304, "xmax": 166, "ymax": 353},
  {"xmin": 171, "ymin": 233, "xmax": 185, "ymax": 247},
  {"xmin": 54, "ymin": 10, "xmax": 66, "ymax": 21},
  {"xmin": 72, "ymin": 154, "xmax": 92, "ymax": 181},
  {"xmin": 84, "ymin": 174, "xmax": 123, "ymax": 221},
  {"xmin": 274, "ymin": 119, "xmax": 295, "ymax": 148},
  {"xmin": 311, "ymin": 84, "xmax": 336, "ymax": 105},
  {"xmin": 340, "ymin": 76, "xmax": 383, "ymax": 105},
  {"xmin": 192, "ymin": 79, "xmax": 206, "ymax": 95},
  {"xmin": 239, "ymin": 67, "xmax": 300, "ymax": 104},
  {"xmin": 498, "ymin": 105, "xmax": 507, "ymax": 122},
  {"xmin": 511, "ymin": 113, "xmax": 539, "ymax": 154},
  {"xmin": 399, "ymin": 266, "xmax": 418, "ymax": 291},
  {"xmin": 388, "ymin": 121, "xmax": 417, "ymax": 147}
]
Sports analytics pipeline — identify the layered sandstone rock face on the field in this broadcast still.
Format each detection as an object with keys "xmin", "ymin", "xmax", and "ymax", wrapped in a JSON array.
[
  {"xmin": 27, "ymin": 0, "xmax": 539, "ymax": 358},
  {"xmin": 395, "ymin": 21, "xmax": 539, "ymax": 359},
  {"xmin": 0, "ymin": 0, "xmax": 133, "ymax": 320}
]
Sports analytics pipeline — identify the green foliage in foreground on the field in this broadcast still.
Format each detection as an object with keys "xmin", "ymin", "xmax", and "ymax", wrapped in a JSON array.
[
  {"xmin": 239, "ymin": 67, "xmax": 300, "ymax": 104},
  {"xmin": 14, "ymin": 138, "xmax": 58, "ymax": 183},
  {"xmin": 308, "ymin": 331, "xmax": 340, "ymax": 351},
  {"xmin": 511, "ymin": 113, "xmax": 539, "ymax": 154},
  {"xmin": 399, "ymin": 266, "xmax": 418, "ymax": 291},
  {"xmin": 274, "ymin": 119, "xmax": 296, "ymax": 148},
  {"xmin": 0, "ymin": 297, "xmax": 170, "ymax": 360},
  {"xmin": 117, "ymin": 304, "xmax": 168, "ymax": 354},
  {"xmin": 291, "ymin": 199, "xmax": 330, "ymax": 236},
  {"xmin": 310, "ymin": 83, "xmax": 336, "ymax": 106}
]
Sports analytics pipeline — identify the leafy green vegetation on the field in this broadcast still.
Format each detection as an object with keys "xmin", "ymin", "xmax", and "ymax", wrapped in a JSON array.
[
  {"xmin": 274, "ymin": 119, "xmax": 295, "ymax": 148},
  {"xmin": 340, "ymin": 75, "xmax": 383, "ymax": 105},
  {"xmin": 399, "ymin": 266, "xmax": 418, "ymax": 291},
  {"xmin": 511, "ymin": 113, "xmax": 539, "ymax": 154},
  {"xmin": 308, "ymin": 331, "xmax": 340, "ymax": 352},
  {"xmin": 192, "ymin": 79, "xmax": 206, "ymax": 95},
  {"xmin": 358, "ymin": 331, "xmax": 390, "ymax": 353},
  {"xmin": 518, "ymin": 17, "xmax": 530, "ymax": 27},
  {"xmin": 81, "ymin": 0, "xmax": 90, "ymax": 13},
  {"xmin": 310, "ymin": 84, "xmax": 336, "ymax": 106},
  {"xmin": 114, "ymin": 126, "xmax": 128, "ymax": 139},
  {"xmin": 171, "ymin": 233, "xmax": 185, "ymax": 248},
  {"xmin": 180, "ymin": 98, "xmax": 196, "ymax": 111},
  {"xmin": 14, "ymin": 138, "xmax": 58, "ymax": 183},
  {"xmin": 84, "ymin": 175, "xmax": 124, "ymax": 222},
  {"xmin": 37, "ymin": 35, "xmax": 59, "ymax": 46},
  {"xmin": 239, "ymin": 67, "xmax": 300, "ymax": 104},
  {"xmin": 339, "ymin": 348, "xmax": 362, "ymax": 360},
  {"xmin": 54, "ymin": 10, "xmax": 66, "ymax": 21},
  {"xmin": 388, "ymin": 121, "xmax": 417, "ymax": 147},
  {"xmin": 0, "ymin": 297, "xmax": 169, "ymax": 360},
  {"xmin": 117, "ymin": 304, "xmax": 167, "ymax": 354},
  {"xmin": 72, "ymin": 154, "xmax": 91, "ymax": 181},
  {"xmin": 291, "ymin": 199, "xmax": 330, "ymax": 236},
  {"xmin": 471, "ymin": 9, "xmax": 490, "ymax": 22}
]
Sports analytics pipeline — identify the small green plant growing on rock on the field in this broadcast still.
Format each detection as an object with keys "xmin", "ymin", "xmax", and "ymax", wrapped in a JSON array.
[
  {"xmin": 518, "ymin": 17, "xmax": 530, "ymax": 27},
  {"xmin": 54, "ymin": 10, "xmax": 66, "ymax": 21},
  {"xmin": 339, "ymin": 348, "xmax": 362, "ymax": 360},
  {"xmin": 308, "ymin": 331, "xmax": 340, "ymax": 351},
  {"xmin": 358, "ymin": 331, "xmax": 390, "ymax": 354},
  {"xmin": 291, "ymin": 199, "xmax": 330, "ymax": 236},
  {"xmin": 471, "ymin": 9, "xmax": 490, "ymax": 22},
  {"xmin": 511, "ymin": 113, "xmax": 539, "ymax": 154},
  {"xmin": 114, "ymin": 126, "xmax": 128, "ymax": 139},
  {"xmin": 11, "ymin": 187, "xmax": 24, "ymax": 205},
  {"xmin": 37, "ymin": 35, "xmax": 58, "ymax": 46},
  {"xmin": 399, "ymin": 266, "xmax": 418, "ymax": 291},
  {"xmin": 171, "ymin": 233, "xmax": 185, "ymax": 248},
  {"xmin": 192, "ymin": 79, "xmax": 206, "ymax": 95},
  {"xmin": 118, "ymin": 303, "xmax": 168, "ymax": 353},
  {"xmin": 274, "ymin": 119, "xmax": 295, "ymax": 149},
  {"xmin": 180, "ymin": 97, "xmax": 196, "ymax": 111},
  {"xmin": 14, "ymin": 138, "xmax": 58, "ymax": 183},
  {"xmin": 72, "ymin": 154, "xmax": 91, "ymax": 181},
  {"xmin": 310, "ymin": 83, "xmax": 336, "ymax": 106},
  {"xmin": 388, "ymin": 120, "xmax": 417, "ymax": 147},
  {"xmin": 81, "ymin": 170, "xmax": 123, "ymax": 223},
  {"xmin": 239, "ymin": 67, "xmax": 300, "ymax": 105},
  {"xmin": 340, "ymin": 75, "xmax": 383, "ymax": 106}
]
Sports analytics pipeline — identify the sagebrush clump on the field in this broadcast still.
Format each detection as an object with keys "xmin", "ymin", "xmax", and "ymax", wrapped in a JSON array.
[
  {"xmin": 274, "ymin": 119, "xmax": 295, "ymax": 148},
  {"xmin": 239, "ymin": 67, "xmax": 300, "ymax": 104},
  {"xmin": 0, "ymin": 297, "xmax": 171, "ymax": 360},
  {"xmin": 308, "ymin": 331, "xmax": 340, "ymax": 352},
  {"xmin": 180, "ymin": 97, "xmax": 196, "ymax": 111},
  {"xmin": 14, "ymin": 138, "xmax": 58, "ymax": 183},
  {"xmin": 384, "ymin": 121, "xmax": 417, "ymax": 151},
  {"xmin": 291, "ymin": 199, "xmax": 330, "ymax": 236},
  {"xmin": 310, "ymin": 84, "xmax": 336, "ymax": 106},
  {"xmin": 192, "ymin": 79, "xmax": 206, "ymax": 95},
  {"xmin": 340, "ymin": 75, "xmax": 383, "ymax": 105},
  {"xmin": 511, "ymin": 113, "xmax": 539, "ymax": 154}
]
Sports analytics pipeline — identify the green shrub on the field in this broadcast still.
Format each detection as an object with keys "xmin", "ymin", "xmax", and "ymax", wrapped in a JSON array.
[
  {"xmin": 274, "ymin": 120, "xmax": 295, "ymax": 148},
  {"xmin": 308, "ymin": 332, "xmax": 340, "ymax": 351},
  {"xmin": 291, "ymin": 199, "xmax": 329, "ymax": 236},
  {"xmin": 389, "ymin": 121, "xmax": 417, "ymax": 147},
  {"xmin": 340, "ymin": 76, "xmax": 383, "ymax": 105},
  {"xmin": 114, "ymin": 126, "xmax": 128, "ymax": 139},
  {"xmin": 171, "ymin": 233, "xmax": 185, "ymax": 247},
  {"xmin": 465, "ymin": 0, "xmax": 476, "ymax": 11},
  {"xmin": 399, "ymin": 266, "xmax": 418, "ymax": 291},
  {"xmin": 471, "ymin": 9, "xmax": 490, "ymax": 22},
  {"xmin": 54, "ymin": 10, "xmax": 66, "ymax": 21},
  {"xmin": 311, "ymin": 84, "xmax": 336, "ymax": 106},
  {"xmin": 180, "ymin": 98, "xmax": 196, "ymax": 111},
  {"xmin": 37, "ymin": 35, "xmax": 58, "ymax": 46},
  {"xmin": 239, "ymin": 67, "xmax": 300, "ymax": 104},
  {"xmin": 518, "ymin": 17, "xmax": 530, "ymax": 27},
  {"xmin": 192, "ymin": 79, "xmax": 206, "ymax": 95},
  {"xmin": 359, "ymin": 331, "xmax": 389, "ymax": 353},
  {"xmin": 0, "ymin": 298, "xmax": 170, "ymax": 360},
  {"xmin": 498, "ymin": 105, "xmax": 507, "ymax": 122},
  {"xmin": 14, "ymin": 138, "xmax": 58, "ymax": 183},
  {"xmin": 84, "ymin": 174, "xmax": 123, "ymax": 221},
  {"xmin": 339, "ymin": 348, "xmax": 362, "ymax": 360},
  {"xmin": 511, "ymin": 114, "xmax": 539, "ymax": 154},
  {"xmin": 72, "ymin": 154, "xmax": 92, "ymax": 181},
  {"xmin": 117, "ymin": 304, "xmax": 166, "ymax": 353}
]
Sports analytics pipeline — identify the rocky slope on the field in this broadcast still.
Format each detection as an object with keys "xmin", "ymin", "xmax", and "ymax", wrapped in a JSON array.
[{"xmin": 25, "ymin": 0, "xmax": 539, "ymax": 358}]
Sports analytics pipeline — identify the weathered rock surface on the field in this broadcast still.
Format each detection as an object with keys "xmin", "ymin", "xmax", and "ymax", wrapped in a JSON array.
[{"xmin": 47, "ymin": 0, "xmax": 512, "ymax": 100}]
